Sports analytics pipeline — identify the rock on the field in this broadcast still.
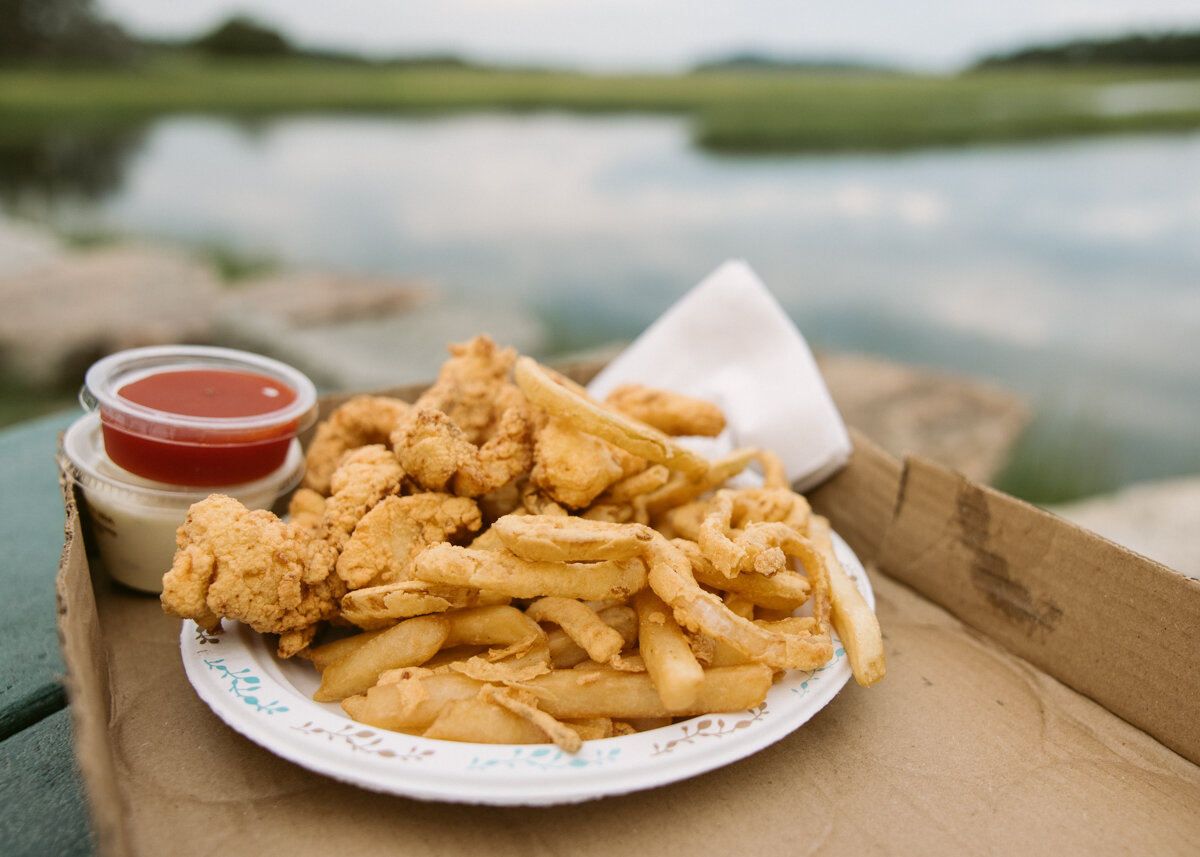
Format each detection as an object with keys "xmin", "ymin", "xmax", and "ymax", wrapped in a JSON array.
[
  {"xmin": 816, "ymin": 351, "xmax": 1030, "ymax": 485},
  {"xmin": 0, "ymin": 219, "xmax": 65, "ymax": 279},
  {"xmin": 0, "ymin": 243, "xmax": 222, "ymax": 387},
  {"xmin": 216, "ymin": 270, "xmax": 433, "ymax": 327},
  {"xmin": 1050, "ymin": 478, "xmax": 1200, "ymax": 580}
]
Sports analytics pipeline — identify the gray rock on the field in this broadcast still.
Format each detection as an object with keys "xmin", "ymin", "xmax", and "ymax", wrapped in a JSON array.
[
  {"xmin": 816, "ymin": 351, "xmax": 1031, "ymax": 485},
  {"xmin": 0, "ymin": 243, "xmax": 222, "ymax": 387}
]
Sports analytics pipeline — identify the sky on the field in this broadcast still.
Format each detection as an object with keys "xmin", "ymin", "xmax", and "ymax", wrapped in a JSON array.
[{"xmin": 96, "ymin": 0, "xmax": 1200, "ymax": 73}]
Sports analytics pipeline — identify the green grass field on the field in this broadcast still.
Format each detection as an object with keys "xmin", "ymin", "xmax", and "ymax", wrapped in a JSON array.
[{"xmin": 2, "ymin": 56, "xmax": 1200, "ymax": 151}]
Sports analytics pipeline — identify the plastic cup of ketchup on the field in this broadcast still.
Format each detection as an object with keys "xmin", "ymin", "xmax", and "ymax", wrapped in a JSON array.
[{"xmin": 81, "ymin": 345, "xmax": 318, "ymax": 487}]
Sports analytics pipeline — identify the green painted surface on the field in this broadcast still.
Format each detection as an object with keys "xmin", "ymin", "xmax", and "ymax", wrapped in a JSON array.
[
  {"xmin": 0, "ymin": 706, "xmax": 94, "ymax": 856},
  {"xmin": 0, "ymin": 409, "xmax": 81, "ymax": 718}
]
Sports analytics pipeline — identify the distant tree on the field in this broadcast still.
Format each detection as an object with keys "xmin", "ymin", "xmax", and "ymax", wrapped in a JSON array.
[
  {"xmin": 0, "ymin": 0, "xmax": 133, "ymax": 65},
  {"xmin": 975, "ymin": 30, "xmax": 1200, "ymax": 68},
  {"xmin": 191, "ymin": 16, "xmax": 293, "ymax": 57}
]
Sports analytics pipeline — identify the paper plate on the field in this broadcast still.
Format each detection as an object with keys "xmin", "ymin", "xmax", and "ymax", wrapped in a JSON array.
[{"xmin": 180, "ymin": 531, "xmax": 873, "ymax": 806}]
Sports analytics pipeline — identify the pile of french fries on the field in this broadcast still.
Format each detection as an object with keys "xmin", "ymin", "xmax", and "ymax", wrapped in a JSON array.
[{"xmin": 297, "ymin": 351, "xmax": 885, "ymax": 752}]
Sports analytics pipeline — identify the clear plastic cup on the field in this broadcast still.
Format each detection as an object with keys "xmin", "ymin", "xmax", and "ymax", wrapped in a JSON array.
[
  {"xmin": 60, "ymin": 412, "xmax": 305, "ymax": 593},
  {"xmin": 81, "ymin": 345, "xmax": 317, "ymax": 486}
]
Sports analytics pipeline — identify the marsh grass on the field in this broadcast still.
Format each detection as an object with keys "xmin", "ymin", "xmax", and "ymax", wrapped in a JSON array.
[{"xmin": 2, "ymin": 57, "xmax": 1199, "ymax": 151}]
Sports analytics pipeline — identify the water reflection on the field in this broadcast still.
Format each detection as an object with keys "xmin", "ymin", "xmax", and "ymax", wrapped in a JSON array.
[
  {"xmin": 2, "ymin": 113, "xmax": 1198, "ymax": 494},
  {"xmin": 0, "ymin": 126, "xmax": 147, "ymax": 211}
]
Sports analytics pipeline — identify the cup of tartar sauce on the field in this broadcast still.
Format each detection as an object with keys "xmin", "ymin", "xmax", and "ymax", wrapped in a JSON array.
[{"xmin": 62, "ymin": 345, "xmax": 316, "ymax": 593}]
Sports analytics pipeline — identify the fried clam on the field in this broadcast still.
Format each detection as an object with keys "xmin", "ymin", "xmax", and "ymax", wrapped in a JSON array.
[
  {"xmin": 335, "ymin": 492, "xmax": 484, "ymax": 590},
  {"xmin": 320, "ymin": 444, "xmax": 406, "ymax": 550},
  {"xmin": 411, "ymin": 334, "xmax": 529, "ymax": 445},
  {"xmin": 603, "ymin": 383, "xmax": 727, "ymax": 438},
  {"xmin": 302, "ymin": 395, "xmax": 410, "ymax": 495},
  {"xmin": 392, "ymin": 406, "xmax": 533, "ymax": 498},
  {"xmin": 161, "ymin": 494, "xmax": 343, "ymax": 658}
]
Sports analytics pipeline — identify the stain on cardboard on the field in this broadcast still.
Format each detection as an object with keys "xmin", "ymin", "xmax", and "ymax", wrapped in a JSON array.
[{"xmin": 956, "ymin": 481, "xmax": 1062, "ymax": 635}]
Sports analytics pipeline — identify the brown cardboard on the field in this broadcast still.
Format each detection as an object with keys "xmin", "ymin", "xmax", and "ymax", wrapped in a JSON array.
[{"xmin": 57, "ymin": 388, "xmax": 1200, "ymax": 857}]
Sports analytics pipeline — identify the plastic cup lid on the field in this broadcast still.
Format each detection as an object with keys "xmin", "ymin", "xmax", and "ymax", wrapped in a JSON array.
[{"xmin": 80, "ymin": 345, "xmax": 318, "ymax": 437}]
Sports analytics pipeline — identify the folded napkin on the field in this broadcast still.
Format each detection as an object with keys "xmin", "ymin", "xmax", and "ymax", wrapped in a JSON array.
[{"xmin": 586, "ymin": 260, "xmax": 851, "ymax": 491}]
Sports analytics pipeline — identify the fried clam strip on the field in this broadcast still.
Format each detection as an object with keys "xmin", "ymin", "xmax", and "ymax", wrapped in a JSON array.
[
  {"xmin": 335, "ymin": 492, "xmax": 483, "ymax": 590},
  {"xmin": 672, "ymin": 539, "xmax": 810, "ymax": 613},
  {"xmin": 514, "ymin": 356, "xmax": 709, "ymax": 478},
  {"xmin": 644, "ymin": 533, "xmax": 832, "ymax": 671},
  {"xmin": 413, "ymin": 543, "xmax": 648, "ymax": 601},
  {"xmin": 492, "ymin": 514, "xmax": 655, "ymax": 562},
  {"xmin": 689, "ymin": 487, "xmax": 814, "ymax": 577},
  {"xmin": 342, "ymin": 663, "xmax": 774, "ymax": 732},
  {"xmin": 640, "ymin": 446, "xmax": 759, "ymax": 524},
  {"xmin": 697, "ymin": 491, "xmax": 795, "ymax": 579},
  {"xmin": 603, "ymin": 383, "xmax": 727, "ymax": 438},
  {"xmin": 340, "ymin": 580, "xmax": 509, "ymax": 631},
  {"xmin": 302, "ymin": 395, "xmax": 410, "ymax": 495},
  {"xmin": 807, "ymin": 514, "xmax": 886, "ymax": 687}
]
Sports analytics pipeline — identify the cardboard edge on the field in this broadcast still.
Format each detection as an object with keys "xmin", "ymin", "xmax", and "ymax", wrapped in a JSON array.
[
  {"xmin": 54, "ymin": 447, "xmax": 134, "ymax": 857},
  {"xmin": 873, "ymin": 452, "xmax": 1200, "ymax": 767}
]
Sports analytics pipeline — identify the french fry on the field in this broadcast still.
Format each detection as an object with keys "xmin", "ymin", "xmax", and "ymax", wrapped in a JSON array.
[
  {"xmin": 301, "ymin": 627, "xmax": 388, "ymax": 673},
  {"xmin": 808, "ymin": 514, "xmax": 886, "ymax": 687},
  {"xmin": 526, "ymin": 597, "xmax": 628, "ymax": 665},
  {"xmin": 342, "ymin": 673, "xmax": 482, "ymax": 730},
  {"xmin": 442, "ymin": 604, "xmax": 547, "ymax": 649},
  {"xmin": 313, "ymin": 613, "xmax": 450, "ymax": 702},
  {"xmin": 674, "ymin": 538, "xmax": 812, "ymax": 612},
  {"xmin": 546, "ymin": 605, "xmax": 637, "ymax": 668},
  {"xmin": 644, "ymin": 533, "xmax": 833, "ymax": 671},
  {"xmin": 414, "ymin": 543, "xmax": 648, "ymax": 601},
  {"xmin": 633, "ymin": 588, "xmax": 705, "ymax": 711},
  {"xmin": 422, "ymin": 696, "xmax": 552, "ymax": 745},
  {"xmin": 528, "ymin": 663, "xmax": 774, "ymax": 720}
]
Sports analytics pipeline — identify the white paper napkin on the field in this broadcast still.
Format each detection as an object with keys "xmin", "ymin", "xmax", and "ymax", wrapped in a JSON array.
[{"xmin": 586, "ymin": 259, "xmax": 851, "ymax": 491}]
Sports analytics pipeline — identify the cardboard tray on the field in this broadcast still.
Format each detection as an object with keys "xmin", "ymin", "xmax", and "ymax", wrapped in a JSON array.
[{"xmin": 57, "ymin": 381, "xmax": 1200, "ymax": 856}]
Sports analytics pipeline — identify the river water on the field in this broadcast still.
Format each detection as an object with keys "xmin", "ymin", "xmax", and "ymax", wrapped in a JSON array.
[{"xmin": 4, "ymin": 113, "xmax": 1198, "ymax": 497}]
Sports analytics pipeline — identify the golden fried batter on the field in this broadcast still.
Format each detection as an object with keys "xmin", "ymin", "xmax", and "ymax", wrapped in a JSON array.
[
  {"xmin": 287, "ymin": 487, "xmax": 327, "ymax": 533},
  {"xmin": 392, "ymin": 406, "xmax": 532, "ymax": 497},
  {"xmin": 412, "ymin": 334, "xmax": 527, "ymax": 445},
  {"xmin": 336, "ymin": 492, "xmax": 483, "ymax": 589},
  {"xmin": 302, "ymin": 395, "xmax": 410, "ymax": 494},
  {"xmin": 604, "ymin": 383, "xmax": 726, "ymax": 438},
  {"xmin": 322, "ymin": 444, "xmax": 405, "ymax": 549},
  {"xmin": 161, "ymin": 494, "xmax": 344, "ymax": 653},
  {"xmin": 529, "ymin": 416, "xmax": 627, "ymax": 509}
]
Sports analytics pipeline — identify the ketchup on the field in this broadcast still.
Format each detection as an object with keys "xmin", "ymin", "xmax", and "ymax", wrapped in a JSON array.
[
  {"xmin": 101, "ymin": 368, "xmax": 302, "ymax": 486},
  {"xmin": 118, "ymin": 369, "xmax": 298, "ymax": 418}
]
